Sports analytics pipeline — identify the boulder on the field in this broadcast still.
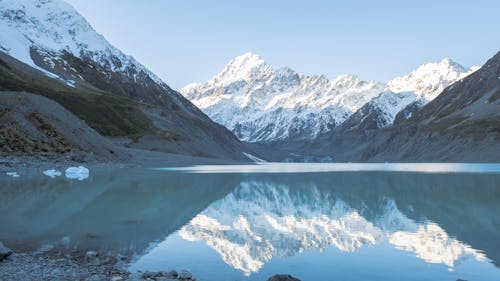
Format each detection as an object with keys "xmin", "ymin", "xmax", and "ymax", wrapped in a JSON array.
[
  {"xmin": 178, "ymin": 270, "xmax": 193, "ymax": 280},
  {"xmin": 0, "ymin": 241, "xmax": 13, "ymax": 261},
  {"xmin": 267, "ymin": 274, "xmax": 301, "ymax": 281}
]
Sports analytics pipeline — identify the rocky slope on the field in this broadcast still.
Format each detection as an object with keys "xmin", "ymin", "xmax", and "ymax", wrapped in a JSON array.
[
  {"xmin": 182, "ymin": 53, "xmax": 475, "ymax": 143},
  {"xmin": 0, "ymin": 0, "xmax": 252, "ymax": 161},
  {"xmin": 0, "ymin": 91, "xmax": 125, "ymax": 162}
]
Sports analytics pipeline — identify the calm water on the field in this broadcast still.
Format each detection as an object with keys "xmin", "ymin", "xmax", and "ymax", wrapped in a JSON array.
[{"xmin": 1, "ymin": 163, "xmax": 500, "ymax": 281}]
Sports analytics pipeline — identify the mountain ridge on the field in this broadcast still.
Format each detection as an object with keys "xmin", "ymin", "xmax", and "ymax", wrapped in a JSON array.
[{"xmin": 182, "ymin": 52, "xmax": 476, "ymax": 143}]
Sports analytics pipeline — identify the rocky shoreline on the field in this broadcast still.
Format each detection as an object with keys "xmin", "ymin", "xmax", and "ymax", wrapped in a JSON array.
[
  {"xmin": 0, "ymin": 245, "xmax": 194, "ymax": 281},
  {"xmin": 0, "ymin": 242, "xmax": 301, "ymax": 281}
]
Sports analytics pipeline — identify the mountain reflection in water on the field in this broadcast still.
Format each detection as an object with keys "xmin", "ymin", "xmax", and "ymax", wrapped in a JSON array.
[{"xmin": 1, "ymin": 167, "xmax": 499, "ymax": 280}]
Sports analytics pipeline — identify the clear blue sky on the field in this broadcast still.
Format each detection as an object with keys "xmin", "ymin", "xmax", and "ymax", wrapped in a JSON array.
[{"xmin": 65, "ymin": 0, "xmax": 500, "ymax": 90}]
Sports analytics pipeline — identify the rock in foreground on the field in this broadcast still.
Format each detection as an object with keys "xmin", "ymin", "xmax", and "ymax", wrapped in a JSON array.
[
  {"xmin": 267, "ymin": 274, "xmax": 301, "ymax": 281},
  {"xmin": 0, "ymin": 241, "xmax": 13, "ymax": 261}
]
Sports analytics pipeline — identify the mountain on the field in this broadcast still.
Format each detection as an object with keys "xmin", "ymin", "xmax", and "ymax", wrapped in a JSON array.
[
  {"xmin": 181, "ymin": 53, "xmax": 475, "ymax": 143},
  {"xmin": 342, "ymin": 58, "xmax": 477, "ymax": 131},
  {"xmin": 0, "ymin": 0, "xmax": 252, "ymax": 161},
  {"xmin": 307, "ymin": 51, "xmax": 500, "ymax": 162},
  {"xmin": 182, "ymin": 52, "xmax": 385, "ymax": 142}
]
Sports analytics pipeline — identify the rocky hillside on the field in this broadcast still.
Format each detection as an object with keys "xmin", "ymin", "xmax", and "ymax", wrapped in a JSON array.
[
  {"xmin": 0, "ymin": 91, "xmax": 124, "ymax": 162},
  {"xmin": 182, "ymin": 53, "xmax": 475, "ymax": 143},
  {"xmin": 0, "ymin": 0, "xmax": 252, "ymax": 161}
]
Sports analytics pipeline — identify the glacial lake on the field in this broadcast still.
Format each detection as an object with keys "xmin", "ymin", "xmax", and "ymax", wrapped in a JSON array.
[{"xmin": 1, "ymin": 163, "xmax": 500, "ymax": 281}]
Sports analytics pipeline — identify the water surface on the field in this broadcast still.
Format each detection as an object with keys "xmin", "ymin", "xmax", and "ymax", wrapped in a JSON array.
[{"xmin": 1, "ymin": 163, "xmax": 499, "ymax": 281}]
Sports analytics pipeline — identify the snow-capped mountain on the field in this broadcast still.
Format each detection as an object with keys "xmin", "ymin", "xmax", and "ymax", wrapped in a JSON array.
[
  {"xmin": 350, "ymin": 58, "xmax": 478, "ymax": 129},
  {"xmin": 0, "ymin": 0, "xmax": 252, "ymax": 161},
  {"xmin": 182, "ymin": 53, "xmax": 477, "ymax": 142},
  {"xmin": 182, "ymin": 52, "xmax": 385, "ymax": 142},
  {"xmin": 178, "ymin": 181, "xmax": 485, "ymax": 275},
  {"xmin": 0, "ymin": 0, "xmax": 167, "ymax": 90}
]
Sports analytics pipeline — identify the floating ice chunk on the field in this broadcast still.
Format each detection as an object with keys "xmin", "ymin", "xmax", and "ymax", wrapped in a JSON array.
[
  {"xmin": 65, "ymin": 166, "xmax": 89, "ymax": 181},
  {"xmin": 5, "ymin": 172, "xmax": 19, "ymax": 177},
  {"xmin": 43, "ymin": 169, "xmax": 62, "ymax": 178}
]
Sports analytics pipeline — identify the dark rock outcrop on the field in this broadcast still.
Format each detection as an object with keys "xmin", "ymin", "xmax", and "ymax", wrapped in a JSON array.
[
  {"xmin": 0, "ymin": 241, "xmax": 13, "ymax": 261},
  {"xmin": 267, "ymin": 274, "xmax": 301, "ymax": 281}
]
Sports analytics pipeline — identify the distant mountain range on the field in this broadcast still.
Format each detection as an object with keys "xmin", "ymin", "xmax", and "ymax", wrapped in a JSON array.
[
  {"xmin": 182, "ymin": 52, "xmax": 499, "ymax": 162},
  {"xmin": 182, "ymin": 53, "xmax": 476, "ymax": 142}
]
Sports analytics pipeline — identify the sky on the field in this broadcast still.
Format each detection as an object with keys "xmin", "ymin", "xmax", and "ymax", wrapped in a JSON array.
[{"xmin": 65, "ymin": 0, "xmax": 500, "ymax": 90}]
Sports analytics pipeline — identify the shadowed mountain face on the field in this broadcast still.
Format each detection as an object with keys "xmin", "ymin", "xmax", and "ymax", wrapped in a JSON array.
[{"xmin": 0, "ymin": 0, "xmax": 251, "ymax": 161}]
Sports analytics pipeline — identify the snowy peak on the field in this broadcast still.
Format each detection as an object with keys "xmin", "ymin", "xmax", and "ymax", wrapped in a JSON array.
[
  {"xmin": 213, "ymin": 52, "xmax": 271, "ymax": 84},
  {"xmin": 182, "ymin": 53, "xmax": 480, "ymax": 143},
  {"xmin": 1, "ymin": 0, "xmax": 107, "ymax": 65},
  {"xmin": 0, "ymin": 0, "xmax": 167, "ymax": 88},
  {"xmin": 387, "ymin": 58, "xmax": 471, "ymax": 100},
  {"xmin": 181, "ymin": 52, "xmax": 385, "ymax": 142}
]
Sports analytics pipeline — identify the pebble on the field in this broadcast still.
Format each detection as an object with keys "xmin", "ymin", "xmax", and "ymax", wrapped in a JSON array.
[{"xmin": 85, "ymin": 251, "xmax": 99, "ymax": 259}]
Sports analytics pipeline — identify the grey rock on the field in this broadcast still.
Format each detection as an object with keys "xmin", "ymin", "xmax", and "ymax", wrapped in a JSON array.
[
  {"xmin": 178, "ymin": 270, "xmax": 193, "ymax": 280},
  {"xmin": 85, "ymin": 275, "xmax": 102, "ymax": 281},
  {"xmin": 267, "ymin": 274, "xmax": 301, "ymax": 281},
  {"xmin": 110, "ymin": 276, "xmax": 124, "ymax": 281},
  {"xmin": 0, "ymin": 241, "xmax": 13, "ymax": 261},
  {"xmin": 161, "ymin": 270, "xmax": 178, "ymax": 279}
]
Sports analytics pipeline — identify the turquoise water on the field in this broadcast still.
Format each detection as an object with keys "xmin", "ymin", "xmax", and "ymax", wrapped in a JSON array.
[{"xmin": 1, "ymin": 164, "xmax": 500, "ymax": 280}]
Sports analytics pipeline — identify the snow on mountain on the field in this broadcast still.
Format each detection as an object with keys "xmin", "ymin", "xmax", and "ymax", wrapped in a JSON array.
[
  {"xmin": 182, "ymin": 54, "xmax": 478, "ymax": 142},
  {"xmin": 365, "ymin": 58, "xmax": 477, "ymax": 127},
  {"xmin": 0, "ymin": 0, "xmax": 167, "ymax": 88},
  {"xmin": 178, "ymin": 181, "xmax": 485, "ymax": 275},
  {"xmin": 182, "ymin": 52, "xmax": 385, "ymax": 142}
]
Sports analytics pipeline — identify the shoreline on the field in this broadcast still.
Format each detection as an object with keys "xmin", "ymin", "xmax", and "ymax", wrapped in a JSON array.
[
  {"xmin": 0, "ymin": 147, "xmax": 253, "ymax": 176},
  {"xmin": 0, "ymin": 246, "xmax": 192, "ymax": 281}
]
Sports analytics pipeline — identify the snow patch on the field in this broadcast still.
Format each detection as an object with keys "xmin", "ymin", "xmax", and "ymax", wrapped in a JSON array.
[{"xmin": 242, "ymin": 152, "xmax": 267, "ymax": 163}]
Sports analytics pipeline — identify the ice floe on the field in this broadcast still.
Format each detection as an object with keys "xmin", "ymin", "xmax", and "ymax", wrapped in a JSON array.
[
  {"xmin": 43, "ymin": 169, "xmax": 63, "ymax": 178},
  {"xmin": 5, "ymin": 172, "xmax": 19, "ymax": 178},
  {"xmin": 65, "ymin": 166, "xmax": 89, "ymax": 181}
]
